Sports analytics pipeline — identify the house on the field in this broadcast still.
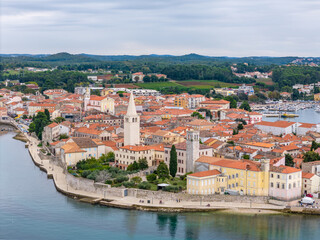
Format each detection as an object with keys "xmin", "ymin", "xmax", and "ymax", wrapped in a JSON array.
[
  {"xmin": 302, "ymin": 161, "xmax": 320, "ymax": 176},
  {"xmin": 302, "ymin": 172, "xmax": 320, "ymax": 195},
  {"xmin": 186, "ymin": 119, "xmax": 215, "ymax": 131},
  {"xmin": 187, "ymin": 170, "xmax": 227, "ymax": 195},
  {"xmin": 132, "ymin": 72, "xmax": 144, "ymax": 82},
  {"xmin": 85, "ymin": 95, "xmax": 115, "ymax": 114},
  {"xmin": 43, "ymin": 89, "xmax": 68, "ymax": 99},
  {"xmin": 28, "ymin": 103, "xmax": 56, "ymax": 116},
  {"xmin": 248, "ymin": 112, "xmax": 262, "ymax": 124},
  {"xmin": 42, "ymin": 122, "xmax": 60, "ymax": 144},
  {"xmin": 269, "ymin": 165, "xmax": 302, "ymax": 201},
  {"xmin": 199, "ymin": 100, "xmax": 230, "ymax": 109},
  {"xmin": 314, "ymin": 93, "xmax": 320, "ymax": 101},
  {"xmin": 297, "ymin": 123, "xmax": 319, "ymax": 135},
  {"xmin": 60, "ymin": 138, "xmax": 105, "ymax": 166},
  {"xmin": 115, "ymin": 144, "xmax": 164, "ymax": 170}
]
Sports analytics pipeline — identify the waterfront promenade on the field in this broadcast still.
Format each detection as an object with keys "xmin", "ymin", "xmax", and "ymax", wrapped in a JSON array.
[
  {"xmin": 18, "ymin": 127, "xmax": 284, "ymax": 213},
  {"xmin": 4, "ymin": 118, "xmax": 320, "ymax": 214}
]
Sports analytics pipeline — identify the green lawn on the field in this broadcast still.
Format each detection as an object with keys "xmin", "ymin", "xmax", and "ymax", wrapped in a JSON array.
[
  {"xmin": 135, "ymin": 82, "xmax": 186, "ymax": 90},
  {"xmin": 255, "ymin": 78, "xmax": 274, "ymax": 85},
  {"xmin": 135, "ymin": 80, "xmax": 237, "ymax": 91},
  {"xmin": 177, "ymin": 80, "xmax": 237, "ymax": 88}
]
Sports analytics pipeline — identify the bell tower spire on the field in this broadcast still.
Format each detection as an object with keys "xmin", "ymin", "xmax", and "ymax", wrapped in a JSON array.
[{"xmin": 124, "ymin": 93, "xmax": 140, "ymax": 146}]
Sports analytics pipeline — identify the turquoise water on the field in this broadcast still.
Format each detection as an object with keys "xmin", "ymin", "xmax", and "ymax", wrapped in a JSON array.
[
  {"xmin": 262, "ymin": 108, "xmax": 320, "ymax": 123},
  {"xmin": 1, "ymin": 132, "xmax": 320, "ymax": 240}
]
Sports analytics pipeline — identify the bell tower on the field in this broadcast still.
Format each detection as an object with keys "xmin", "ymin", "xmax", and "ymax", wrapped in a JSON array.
[
  {"xmin": 124, "ymin": 93, "xmax": 140, "ymax": 146},
  {"xmin": 186, "ymin": 130, "xmax": 200, "ymax": 173}
]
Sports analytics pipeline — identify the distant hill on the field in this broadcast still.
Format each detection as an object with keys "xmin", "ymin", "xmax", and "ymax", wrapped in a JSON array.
[{"xmin": 1, "ymin": 52, "xmax": 318, "ymax": 66}]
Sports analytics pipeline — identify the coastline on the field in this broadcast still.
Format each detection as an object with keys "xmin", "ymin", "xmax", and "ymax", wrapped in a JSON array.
[{"xmin": 6, "ymin": 121, "xmax": 319, "ymax": 215}]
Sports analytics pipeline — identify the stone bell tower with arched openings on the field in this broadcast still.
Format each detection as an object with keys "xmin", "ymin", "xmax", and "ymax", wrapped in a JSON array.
[{"xmin": 124, "ymin": 93, "xmax": 140, "ymax": 146}]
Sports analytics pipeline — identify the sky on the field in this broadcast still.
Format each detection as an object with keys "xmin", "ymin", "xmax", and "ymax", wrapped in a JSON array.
[{"xmin": 1, "ymin": 0, "xmax": 320, "ymax": 57}]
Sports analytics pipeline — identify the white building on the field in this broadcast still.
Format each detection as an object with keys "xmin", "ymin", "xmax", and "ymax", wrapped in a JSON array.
[{"xmin": 255, "ymin": 121, "xmax": 298, "ymax": 136}]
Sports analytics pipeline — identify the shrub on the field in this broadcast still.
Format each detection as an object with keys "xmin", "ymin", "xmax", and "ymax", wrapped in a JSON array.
[
  {"xmin": 123, "ymin": 181, "xmax": 135, "ymax": 188},
  {"xmin": 115, "ymin": 175, "xmax": 129, "ymax": 183},
  {"xmin": 138, "ymin": 181, "xmax": 151, "ymax": 190},
  {"xmin": 131, "ymin": 176, "xmax": 142, "ymax": 184},
  {"xmin": 146, "ymin": 173, "xmax": 157, "ymax": 183},
  {"xmin": 87, "ymin": 170, "xmax": 99, "ymax": 181},
  {"xmin": 113, "ymin": 183, "xmax": 123, "ymax": 187},
  {"xmin": 105, "ymin": 179, "xmax": 113, "ymax": 185},
  {"xmin": 172, "ymin": 182, "xmax": 178, "ymax": 185},
  {"xmin": 163, "ymin": 185, "xmax": 180, "ymax": 193},
  {"xmin": 81, "ymin": 170, "xmax": 92, "ymax": 178}
]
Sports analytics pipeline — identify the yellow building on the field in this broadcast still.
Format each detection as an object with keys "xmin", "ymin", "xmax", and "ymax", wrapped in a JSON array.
[
  {"xmin": 314, "ymin": 93, "xmax": 320, "ymax": 101},
  {"xmin": 174, "ymin": 95, "xmax": 188, "ymax": 108},
  {"xmin": 189, "ymin": 157, "xmax": 270, "ymax": 196},
  {"xmin": 187, "ymin": 170, "xmax": 227, "ymax": 195},
  {"xmin": 214, "ymin": 88, "xmax": 235, "ymax": 97},
  {"xmin": 101, "ymin": 88, "xmax": 114, "ymax": 96}
]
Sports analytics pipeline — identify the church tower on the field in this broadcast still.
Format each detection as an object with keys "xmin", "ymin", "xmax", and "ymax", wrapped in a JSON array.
[
  {"xmin": 84, "ymin": 87, "xmax": 90, "ymax": 111},
  {"xmin": 124, "ymin": 93, "xmax": 140, "ymax": 146},
  {"xmin": 186, "ymin": 130, "xmax": 200, "ymax": 173}
]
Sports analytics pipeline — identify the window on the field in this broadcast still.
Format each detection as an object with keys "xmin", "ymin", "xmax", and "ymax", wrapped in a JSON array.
[
  {"xmin": 289, "ymin": 175, "xmax": 292, "ymax": 180},
  {"xmin": 289, "ymin": 184, "xmax": 291, "ymax": 189},
  {"xmin": 236, "ymin": 173, "xmax": 239, "ymax": 178},
  {"xmin": 282, "ymin": 184, "xmax": 285, "ymax": 189},
  {"xmin": 277, "ymin": 183, "xmax": 280, "ymax": 188},
  {"xmin": 271, "ymin": 173, "xmax": 274, "ymax": 178},
  {"xmin": 277, "ymin": 175, "xmax": 280, "ymax": 179},
  {"xmin": 271, "ymin": 182, "xmax": 274, "ymax": 188}
]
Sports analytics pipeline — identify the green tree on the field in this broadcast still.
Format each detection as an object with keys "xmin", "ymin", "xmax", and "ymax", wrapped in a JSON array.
[
  {"xmin": 138, "ymin": 158, "xmax": 148, "ymax": 170},
  {"xmin": 157, "ymin": 162, "xmax": 169, "ymax": 179},
  {"xmin": 285, "ymin": 154, "xmax": 294, "ymax": 167},
  {"xmin": 311, "ymin": 141, "xmax": 320, "ymax": 151},
  {"xmin": 239, "ymin": 101, "xmax": 251, "ymax": 112},
  {"xmin": 59, "ymin": 134, "xmax": 69, "ymax": 140},
  {"xmin": 127, "ymin": 161, "xmax": 140, "ymax": 171},
  {"xmin": 243, "ymin": 154, "xmax": 250, "ymax": 159},
  {"xmin": 44, "ymin": 109, "xmax": 50, "ymax": 121},
  {"xmin": 237, "ymin": 123, "xmax": 244, "ymax": 130},
  {"xmin": 29, "ymin": 112, "xmax": 51, "ymax": 139},
  {"xmin": 191, "ymin": 112, "xmax": 204, "ymax": 119},
  {"xmin": 303, "ymin": 151, "xmax": 320, "ymax": 163},
  {"xmin": 146, "ymin": 173, "xmax": 157, "ymax": 182},
  {"xmin": 54, "ymin": 117, "xmax": 65, "ymax": 123},
  {"xmin": 169, "ymin": 145, "xmax": 177, "ymax": 177},
  {"xmin": 106, "ymin": 152, "xmax": 115, "ymax": 162},
  {"xmin": 224, "ymin": 96, "xmax": 237, "ymax": 108}
]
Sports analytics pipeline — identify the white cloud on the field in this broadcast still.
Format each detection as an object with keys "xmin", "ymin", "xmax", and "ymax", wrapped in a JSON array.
[{"xmin": 1, "ymin": 0, "xmax": 320, "ymax": 56}]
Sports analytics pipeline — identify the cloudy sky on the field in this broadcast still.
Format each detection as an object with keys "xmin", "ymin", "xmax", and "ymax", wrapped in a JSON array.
[{"xmin": 1, "ymin": 0, "xmax": 320, "ymax": 56}]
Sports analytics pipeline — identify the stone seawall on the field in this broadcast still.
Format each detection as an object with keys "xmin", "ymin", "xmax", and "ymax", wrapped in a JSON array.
[
  {"xmin": 65, "ymin": 172, "xmax": 125, "ymax": 198},
  {"xmin": 127, "ymin": 188, "xmax": 269, "ymax": 203}
]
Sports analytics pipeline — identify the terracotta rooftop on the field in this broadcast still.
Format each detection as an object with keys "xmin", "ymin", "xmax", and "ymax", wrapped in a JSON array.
[{"xmin": 188, "ymin": 169, "xmax": 221, "ymax": 178}]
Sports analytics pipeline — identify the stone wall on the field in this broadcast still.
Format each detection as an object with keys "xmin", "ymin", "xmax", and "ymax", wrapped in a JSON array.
[
  {"xmin": 65, "ymin": 172, "xmax": 124, "ymax": 198},
  {"xmin": 127, "ymin": 188, "xmax": 269, "ymax": 203},
  {"xmin": 65, "ymin": 172, "xmax": 269, "ymax": 203}
]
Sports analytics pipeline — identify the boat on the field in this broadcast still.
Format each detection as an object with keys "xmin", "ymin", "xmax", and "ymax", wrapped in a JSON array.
[{"xmin": 281, "ymin": 113, "xmax": 299, "ymax": 118}]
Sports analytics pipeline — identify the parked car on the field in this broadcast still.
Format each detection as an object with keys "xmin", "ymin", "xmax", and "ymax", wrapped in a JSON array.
[{"xmin": 300, "ymin": 197, "xmax": 315, "ymax": 205}]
